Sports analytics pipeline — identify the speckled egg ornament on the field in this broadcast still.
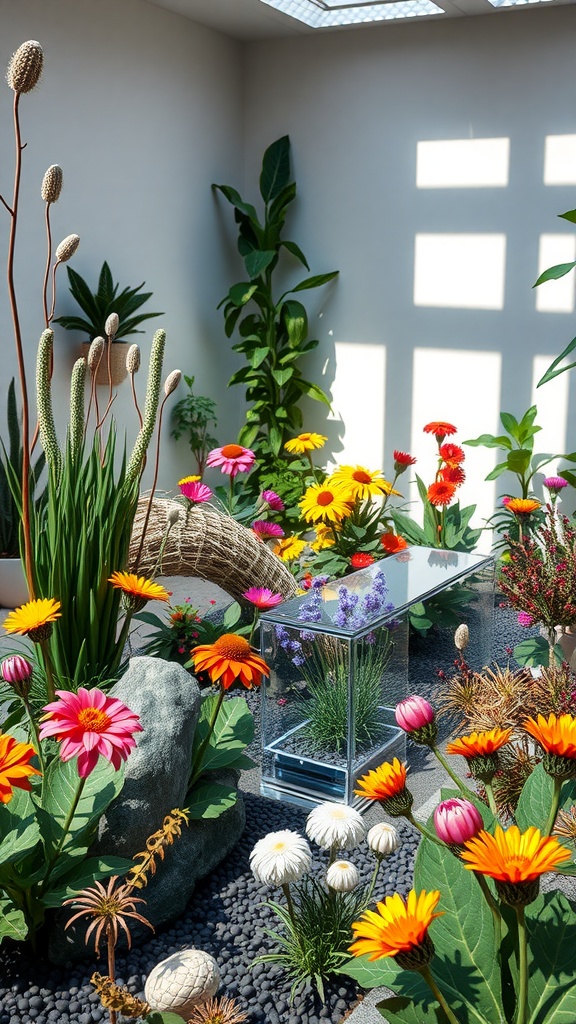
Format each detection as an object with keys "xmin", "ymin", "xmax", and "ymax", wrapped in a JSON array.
[{"xmin": 144, "ymin": 949, "xmax": 221, "ymax": 1019}]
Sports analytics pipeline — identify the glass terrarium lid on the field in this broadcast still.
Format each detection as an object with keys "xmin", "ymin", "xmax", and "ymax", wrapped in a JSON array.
[{"xmin": 260, "ymin": 545, "xmax": 493, "ymax": 636}]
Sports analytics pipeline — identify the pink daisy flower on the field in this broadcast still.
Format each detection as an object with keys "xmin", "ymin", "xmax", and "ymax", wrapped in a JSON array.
[
  {"xmin": 243, "ymin": 587, "xmax": 284, "ymax": 610},
  {"xmin": 179, "ymin": 479, "xmax": 213, "ymax": 503},
  {"xmin": 39, "ymin": 688, "xmax": 143, "ymax": 778},
  {"xmin": 252, "ymin": 520, "xmax": 285, "ymax": 541},
  {"xmin": 260, "ymin": 489, "xmax": 285, "ymax": 512},
  {"xmin": 206, "ymin": 443, "xmax": 255, "ymax": 478}
]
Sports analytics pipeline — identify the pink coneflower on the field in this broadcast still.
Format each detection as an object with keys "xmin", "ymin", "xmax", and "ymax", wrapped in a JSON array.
[
  {"xmin": 206, "ymin": 444, "xmax": 255, "ymax": 478},
  {"xmin": 39, "ymin": 688, "xmax": 143, "ymax": 778},
  {"xmin": 517, "ymin": 611, "xmax": 535, "ymax": 628},
  {"xmin": 242, "ymin": 587, "xmax": 284, "ymax": 610},
  {"xmin": 544, "ymin": 476, "xmax": 569, "ymax": 494},
  {"xmin": 179, "ymin": 479, "xmax": 213, "ymax": 503},
  {"xmin": 252, "ymin": 520, "xmax": 285, "ymax": 541},
  {"xmin": 260, "ymin": 489, "xmax": 285, "ymax": 512}
]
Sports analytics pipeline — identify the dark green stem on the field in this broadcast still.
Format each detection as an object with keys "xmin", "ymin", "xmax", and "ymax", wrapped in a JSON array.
[
  {"xmin": 545, "ymin": 776, "xmax": 563, "ymax": 837},
  {"xmin": 420, "ymin": 965, "xmax": 462, "ymax": 1024},
  {"xmin": 38, "ymin": 638, "xmax": 56, "ymax": 703},
  {"xmin": 366, "ymin": 856, "xmax": 382, "ymax": 903},
  {"xmin": 431, "ymin": 746, "xmax": 470, "ymax": 794},
  {"xmin": 23, "ymin": 697, "xmax": 45, "ymax": 776},
  {"xmin": 474, "ymin": 871, "xmax": 502, "ymax": 947},
  {"xmin": 484, "ymin": 780, "xmax": 499, "ymax": 818},
  {"xmin": 515, "ymin": 906, "xmax": 528, "ymax": 1024},
  {"xmin": 41, "ymin": 775, "xmax": 86, "ymax": 893},
  {"xmin": 282, "ymin": 882, "xmax": 298, "ymax": 933},
  {"xmin": 406, "ymin": 811, "xmax": 444, "ymax": 846}
]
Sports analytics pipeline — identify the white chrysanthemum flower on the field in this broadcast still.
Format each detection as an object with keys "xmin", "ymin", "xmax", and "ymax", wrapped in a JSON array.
[
  {"xmin": 306, "ymin": 802, "xmax": 365, "ymax": 851},
  {"xmin": 367, "ymin": 822, "xmax": 400, "ymax": 858},
  {"xmin": 250, "ymin": 830, "xmax": 311, "ymax": 886},
  {"xmin": 326, "ymin": 860, "xmax": 360, "ymax": 892}
]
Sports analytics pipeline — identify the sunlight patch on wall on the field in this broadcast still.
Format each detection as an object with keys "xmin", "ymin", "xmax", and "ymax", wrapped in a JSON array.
[
  {"xmin": 414, "ymin": 234, "xmax": 506, "ymax": 309},
  {"xmin": 416, "ymin": 138, "xmax": 510, "ymax": 189},
  {"xmin": 535, "ymin": 235, "xmax": 576, "ymax": 313},
  {"xmin": 410, "ymin": 347, "xmax": 502, "ymax": 532},
  {"xmin": 329, "ymin": 342, "xmax": 386, "ymax": 469},
  {"xmin": 544, "ymin": 135, "xmax": 576, "ymax": 185},
  {"xmin": 531, "ymin": 355, "xmax": 570, "ymax": 477}
]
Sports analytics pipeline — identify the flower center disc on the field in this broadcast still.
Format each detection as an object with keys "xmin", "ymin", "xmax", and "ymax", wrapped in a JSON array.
[
  {"xmin": 77, "ymin": 707, "xmax": 112, "ymax": 732},
  {"xmin": 353, "ymin": 470, "xmax": 372, "ymax": 484},
  {"xmin": 317, "ymin": 490, "xmax": 335, "ymax": 507},
  {"xmin": 213, "ymin": 634, "xmax": 251, "ymax": 659},
  {"xmin": 221, "ymin": 444, "xmax": 244, "ymax": 458}
]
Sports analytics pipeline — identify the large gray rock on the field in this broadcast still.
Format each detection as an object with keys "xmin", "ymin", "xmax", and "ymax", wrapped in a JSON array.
[{"xmin": 49, "ymin": 656, "xmax": 246, "ymax": 963}]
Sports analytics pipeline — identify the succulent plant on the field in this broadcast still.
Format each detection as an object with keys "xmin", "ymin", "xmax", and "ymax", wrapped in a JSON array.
[{"xmin": 54, "ymin": 260, "xmax": 163, "ymax": 342}]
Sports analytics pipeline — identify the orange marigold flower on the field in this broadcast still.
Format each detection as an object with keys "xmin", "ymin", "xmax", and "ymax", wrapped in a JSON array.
[
  {"xmin": 191, "ymin": 633, "xmax": 270, "ymax": 690},
  {"xmin": 381, "ymin": 532, "xmax": 408, "ymax": 554},
  {"xmin": 439, "ymin": 465, "xmax": 466, "ymax": 487},
  {"xmin": 349, "ymin": 889, "xmax": 443, "ymax": 961},
  {"xmin": 506, "ymin": 498, "xmax": 541, "ymax": 515},
  {"xmin": 355, "ymin": 758, "xmax": 407, "ymax": 801},
  {"xmin": 439, "ymin": 443, "xmax": 465, "ymax": 468},
  {"xmin": 423, "ymin": 421, "xmax": 457, "ymax": 438},
  {"xmin": 446, "ymin": 727, "xmax": 512, "ymax": 759},
  {"xmin": 524, "ymin": 713, "xmax": 576, "ymax": 758},
  {"xmin": 427, "ymin": 481, "xmax": 457, "ymax": 507},
  {"xmin": 0, "ymin": 732, "xmax": 41, "ymax": 803},
  {"xmin": 461, "ymin": 825, "xmax": 571, "ymax": 883}
]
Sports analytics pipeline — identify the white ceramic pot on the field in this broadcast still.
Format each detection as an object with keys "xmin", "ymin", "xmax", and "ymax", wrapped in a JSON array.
[{"xmin": 0, "ymin": 557, "xmax": 29, "ymax": 608}]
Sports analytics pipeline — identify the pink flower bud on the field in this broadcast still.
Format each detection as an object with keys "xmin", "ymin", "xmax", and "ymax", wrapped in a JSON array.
[
  {"xmin": 2, "ymin": 655, "xmax": 33, "ymax": 685},
  {"xmin": 395, "ymin": 695, "xmax": 435, "ymax": 733},
  {"xmin": 434, "ymin": 797, "xmax": 483, "ymax": 845}
]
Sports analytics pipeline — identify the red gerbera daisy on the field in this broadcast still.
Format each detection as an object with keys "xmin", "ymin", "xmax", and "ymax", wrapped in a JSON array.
[
  {"xmin": 393, "ymin": 451, "xmax": 416, "ymax": 467},
  {"xmin": 381, "ymin": 532, "xmax": 408, "ymax": 554},
  {"xmin": 423, "ymin": 421, "xmax": 457, "ymax": 439},
  {"xmin": 439, "ymin": 443, "xmax": 465, "ymax": 468},
  {"xmin": 439, "ymin": 465, "xmax": 466, "ymax": 487},
  {"xmin": 427, "ymin": 481, "xmax": 457, "ymax": 507},
  {"xmin": 350, "ymin": 552, "xmax": 375, "ymax": 569}
]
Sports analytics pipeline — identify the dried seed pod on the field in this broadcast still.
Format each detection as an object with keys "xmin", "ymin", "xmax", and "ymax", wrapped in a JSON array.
[
  {"xmin": 454, "ymin": 623, "xmax": 470, "ymax": 651},
  {"xmin": 126, "ymin": 343, "xmax": 141, "ymax": 374},
  {"xmin": 41, "ymin": 164, "xmax": 63, "ymax": 204},
  {"xmin": 55, "ymin": 233, "xmax": 80, "ymax": 263},
  {"xmin": 164, "ymin": 369, "xmax": 181, "ymax": 397},
  {"xmin": 105, "ymin": 312, "xmax": 119, "ymax": 340},
  {"xmin": 167, "ymin": 507, "xmax": 180, "ymax": 527},
  {"xmin": 87, "ymin": 337, "xmax": 105, "ymax": 370},
  {"xmin": 6, "ymin": 40, "xmax": 43, "ymax": 94}
]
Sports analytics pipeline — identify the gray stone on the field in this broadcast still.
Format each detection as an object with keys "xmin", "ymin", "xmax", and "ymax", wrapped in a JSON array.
[{"xmin": 48, "ymin": 656, "xmax": 246, "ymax": 963}]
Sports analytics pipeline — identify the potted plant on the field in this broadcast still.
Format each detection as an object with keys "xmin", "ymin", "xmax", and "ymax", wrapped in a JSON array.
[{"xmin": 54, "ymin": 261, "xmax": 163, "ymax": 385}]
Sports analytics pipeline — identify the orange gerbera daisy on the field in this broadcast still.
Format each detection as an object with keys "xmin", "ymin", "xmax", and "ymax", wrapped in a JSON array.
[
  {"xmin": 191, "ymin": 633, "xmax": 270, "ymax": 690},
  {"xmin": 349, "ymin": 889, "xmax": 443, "ymax": 963},
  {"xmin": 381, "ymin": 532, "xmax": 408, "ymax": 554},
  {"xmin": 524, "ymin": 713, "xmax": 576, "ymax": 758},
  {"xmin": 355, "ymin": 758, "xmax": 409, "ymax": 803},
  {"xmin": 0, "ymin": 732, "xmax": 41, "ymax": 803},
  {"xmin": 446, "ymin": 727, "xmax": 512, "ymax": 759},
  {"xmin": 423, "ymin": 421, "xmax": 457, "ymax": 438},
  {"xmin": 109, "ymin": 572, "xmax": 170, "ymax": 611},
  {"xmin": 438, "ymin": 443, "xmax": 465, "ymax": 468},
  {"xmin": 299, "ymin": 482, "xmax": 352, "ymax": 525},
  {"xmin": 4, "ymin": 597, "xmax": 62, "ymax": 642},
  {"xmin": 506, "ymin": 498, "xmax": 541, "ymax": 515},
  {"xmin": 427, "ymin": 481, "xmax": 457, "ymax": 508},
  {"xmin": 461, "ymin": 825, "xmax": 570, "ymax": 884}
]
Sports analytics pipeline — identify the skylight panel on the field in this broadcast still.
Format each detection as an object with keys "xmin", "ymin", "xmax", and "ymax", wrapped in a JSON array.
[{"xmin": 259, "ymin": 0, "xmax": 444, "ymax": 26}]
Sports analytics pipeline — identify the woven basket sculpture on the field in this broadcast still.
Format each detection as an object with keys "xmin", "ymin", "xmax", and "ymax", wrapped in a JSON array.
[{"xmin": 129, "ymin": 496, "xmax": 298, "ymax": 604}]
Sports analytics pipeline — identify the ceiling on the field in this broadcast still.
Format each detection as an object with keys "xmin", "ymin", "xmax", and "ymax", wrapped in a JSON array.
[{"xmin": 143, "ymin": 0, "xmax": 574, "ymax": 39}]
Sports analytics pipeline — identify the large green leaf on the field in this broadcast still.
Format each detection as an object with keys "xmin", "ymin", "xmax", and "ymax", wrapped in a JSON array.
[
  {"xmin": 289, "ymin": 271, "xmax": 339, "ymax": 294},
  {"xmin": 186, "ymin": 779, "xmax": 238, "ymax": 820},
  {"xmin": 516, "ymin": 763, "xmax": 576, "ymax": 835},
  {"xmin": 0, "ymin": 786, "xmax": 41, "ymax": 867},
  {"xmin": 534, "ymin": 261, "xmax": 576, "ymax": 286},
  {"xmin": 526, "ymin": 892, "xmax": 576, "ymax": 1023},
  {"xmin": 191, "ymin": 697, "xmax": 254, "ymax": 775},
  {"xmin": 260, "ymin": 135, "xmax": 291, "ymax": 204},
  {"xmin": 414, "ymin": 837, "xmax": 505, "ymax": 1023},
  {"xmin": 0, "ymin": 896, "xmax": 28, "ymax": 944},
  {"xmin": 37, "ymin": 755, "xmax": 125, "ymax": 858},
  {"xmin": 42, "ymin": 855, "xmax": 134, "ymax": 907},
  {"xmin": 339, "ymin": 955, "xmax": 452, "ymax": 1022},
  {"xmin": 536, "ymin": 337, "xmax": 576, "ymax": 386},
  {"xmin": 245, "ymin": 249, "xmax": 276, "ymax": 279}
]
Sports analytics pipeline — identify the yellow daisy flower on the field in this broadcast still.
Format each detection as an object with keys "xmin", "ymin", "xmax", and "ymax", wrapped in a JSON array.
[
  {"xmin": 284, "ymin": 432, "xmax": 327, "ymax": 455},
  {"xmin": 4, "ymin": 598, "xmax": 61, "ymax": 642},
  {"xmin": 273, "ymin": 536, "xmax": 307, "ymax": 562},
  {"xmin": 329, "ymin": 465, "xmax": 401, "ymax": 501},
  {"xmin": 109, "ymin": 572, "xmax": 170, "ymax": 611},
  {"xmin": 310, "ymin": 523, "xmax": 336, "ymax": 551},
  {"xmin": 299, "ymin": 482, "xmax": 352, "ymax": 525}
]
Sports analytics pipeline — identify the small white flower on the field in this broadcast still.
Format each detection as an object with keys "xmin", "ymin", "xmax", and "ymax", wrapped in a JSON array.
[
  {"xmin": 367, "ymin": 822, "xmax": 400, "ymax": 858},
  {"xmin": 326, "ymin": 860, "xmax": 360, "ymax": 892},
  {"xmin": 306, "ymin": 802, "xmax": 365, "ymax": 851},
  {"xmin": 250, "ymin": 830, "xmax": 311, "ymax": 886}
]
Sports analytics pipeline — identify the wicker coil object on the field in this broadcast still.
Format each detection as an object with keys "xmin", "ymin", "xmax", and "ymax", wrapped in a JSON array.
[{"xmin": 129, "ymin": 496, "xmax": 298, "ymax": 604}]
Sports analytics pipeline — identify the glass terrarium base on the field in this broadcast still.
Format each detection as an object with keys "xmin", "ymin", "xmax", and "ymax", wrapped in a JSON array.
[{"xmin": 260, "ymin": 715, "xmax": 405, "ymax": 809}]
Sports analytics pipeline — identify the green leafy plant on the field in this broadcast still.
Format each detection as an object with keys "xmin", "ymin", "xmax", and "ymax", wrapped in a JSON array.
[
  {"xmin": 136, "ymin": 600, "xmax": 245, "ymax": 667},
  {"xmin": 170, "ymin": 374, "xmax": 219, "ymax": 476},
  {"xmin": 213, "ymin": 135, "xmax": 338, "ymax": 473},
  {"xmin": 0, "ymin": 379, "xmax": 45, "ymax": 558},
  {"xmin": 186, "ymin": 694, "xmax": 255, "ymax": 818},
  {"xmin": 534, "ymin": 202, "xmax": 576, "ymax": 386},
  {"xmin": 55, "ymin": 261, "xmax": 163, "ymax": 341}
]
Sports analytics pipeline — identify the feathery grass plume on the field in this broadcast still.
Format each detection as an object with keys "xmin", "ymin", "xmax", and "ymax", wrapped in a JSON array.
[
  {"xmin": 90, "ymin": 974, "xmax": 150, "ymax": 1018},
  {"xmin": 164, "ymin": 369, "xmax": 181, "ymax": 397},
  {"xmin": 126, "ymin": 343, "xmax": 140, "ymax": 374},
  {"xmin": 41, "ymin": 164, "xmax": 63, "ymax": 204},
  {"xmin": 125, "ymin": 329, "xmax": 165, "ymax": 485},
  {"xmin": 105, "ymin": 312, "xmax": 119, "ymax": 340},
  {"xmin": 69, "ymin": 358, "xmax": 86, "ymax": 464},
  {"xmin": 87, "ymin": 336, "xmax": 105, "ymax": 371},
  {"xmin": 6, "ymin": 40, "xmax": 43, "ymax": 93},
  {"xmin": 55, "ymin": 233, "xmax": 80, "ymax": 264},
  {"xmin": 36, "ymin": 329, "xmax": 62, "ymax": 477},
  {"xmin": 126, "ymin": 808, "xmax": 189, "ymax": 890}
]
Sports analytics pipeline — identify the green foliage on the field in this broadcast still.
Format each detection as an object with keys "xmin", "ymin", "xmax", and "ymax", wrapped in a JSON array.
[
  {"xmin": 186, "ymin": 695, "xmax": 255, "ymax": 817},
  {"xmin": 534, "ymin": 207, "xmax": 576, "ymax": 387},
  {"xmin": 0, "ymin": 756, "xmax": 131, "ymax": 944},
  {"xmin": 391, "ymin": 476, "xmax": 481, "ymax": 556},
  {"xmin": 0, "ymin": 379, "xmax": 45, "ymax": 558},
  {"xmin": 137, "ymin": 600, "xmax": 247, "ymax": 668},
  {"xmin": 170, "ymin": 374, "xmax": 219, "ymax": 476},
  {"xmin": 513, "ymin": 636, "xmax": 564, "ymax": 669},
  {"xmin": 213, "ymin": 136, "xmax": 338, "ymax": 472},
  {"xmin": 54, "ymin": 261, "xmax": 163, "ymax": 341}
]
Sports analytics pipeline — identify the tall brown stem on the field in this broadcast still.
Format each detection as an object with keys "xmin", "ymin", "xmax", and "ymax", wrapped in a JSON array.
[
  {"xmin": 106, "ymin": 926, "xmax": 117, "ymax": 1024},
  {"xmin": 132, "ymin": 392, "xmax": 168, "ymax": 571},
  {"xmin": 7, "ymin": 93, "xmax": 34, "ymax": 598}
]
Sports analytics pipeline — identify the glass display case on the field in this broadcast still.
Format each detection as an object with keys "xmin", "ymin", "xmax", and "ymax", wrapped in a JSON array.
[{"xmin": 259, "ymin": 546, "xmax": 494, "ymax": 808}]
